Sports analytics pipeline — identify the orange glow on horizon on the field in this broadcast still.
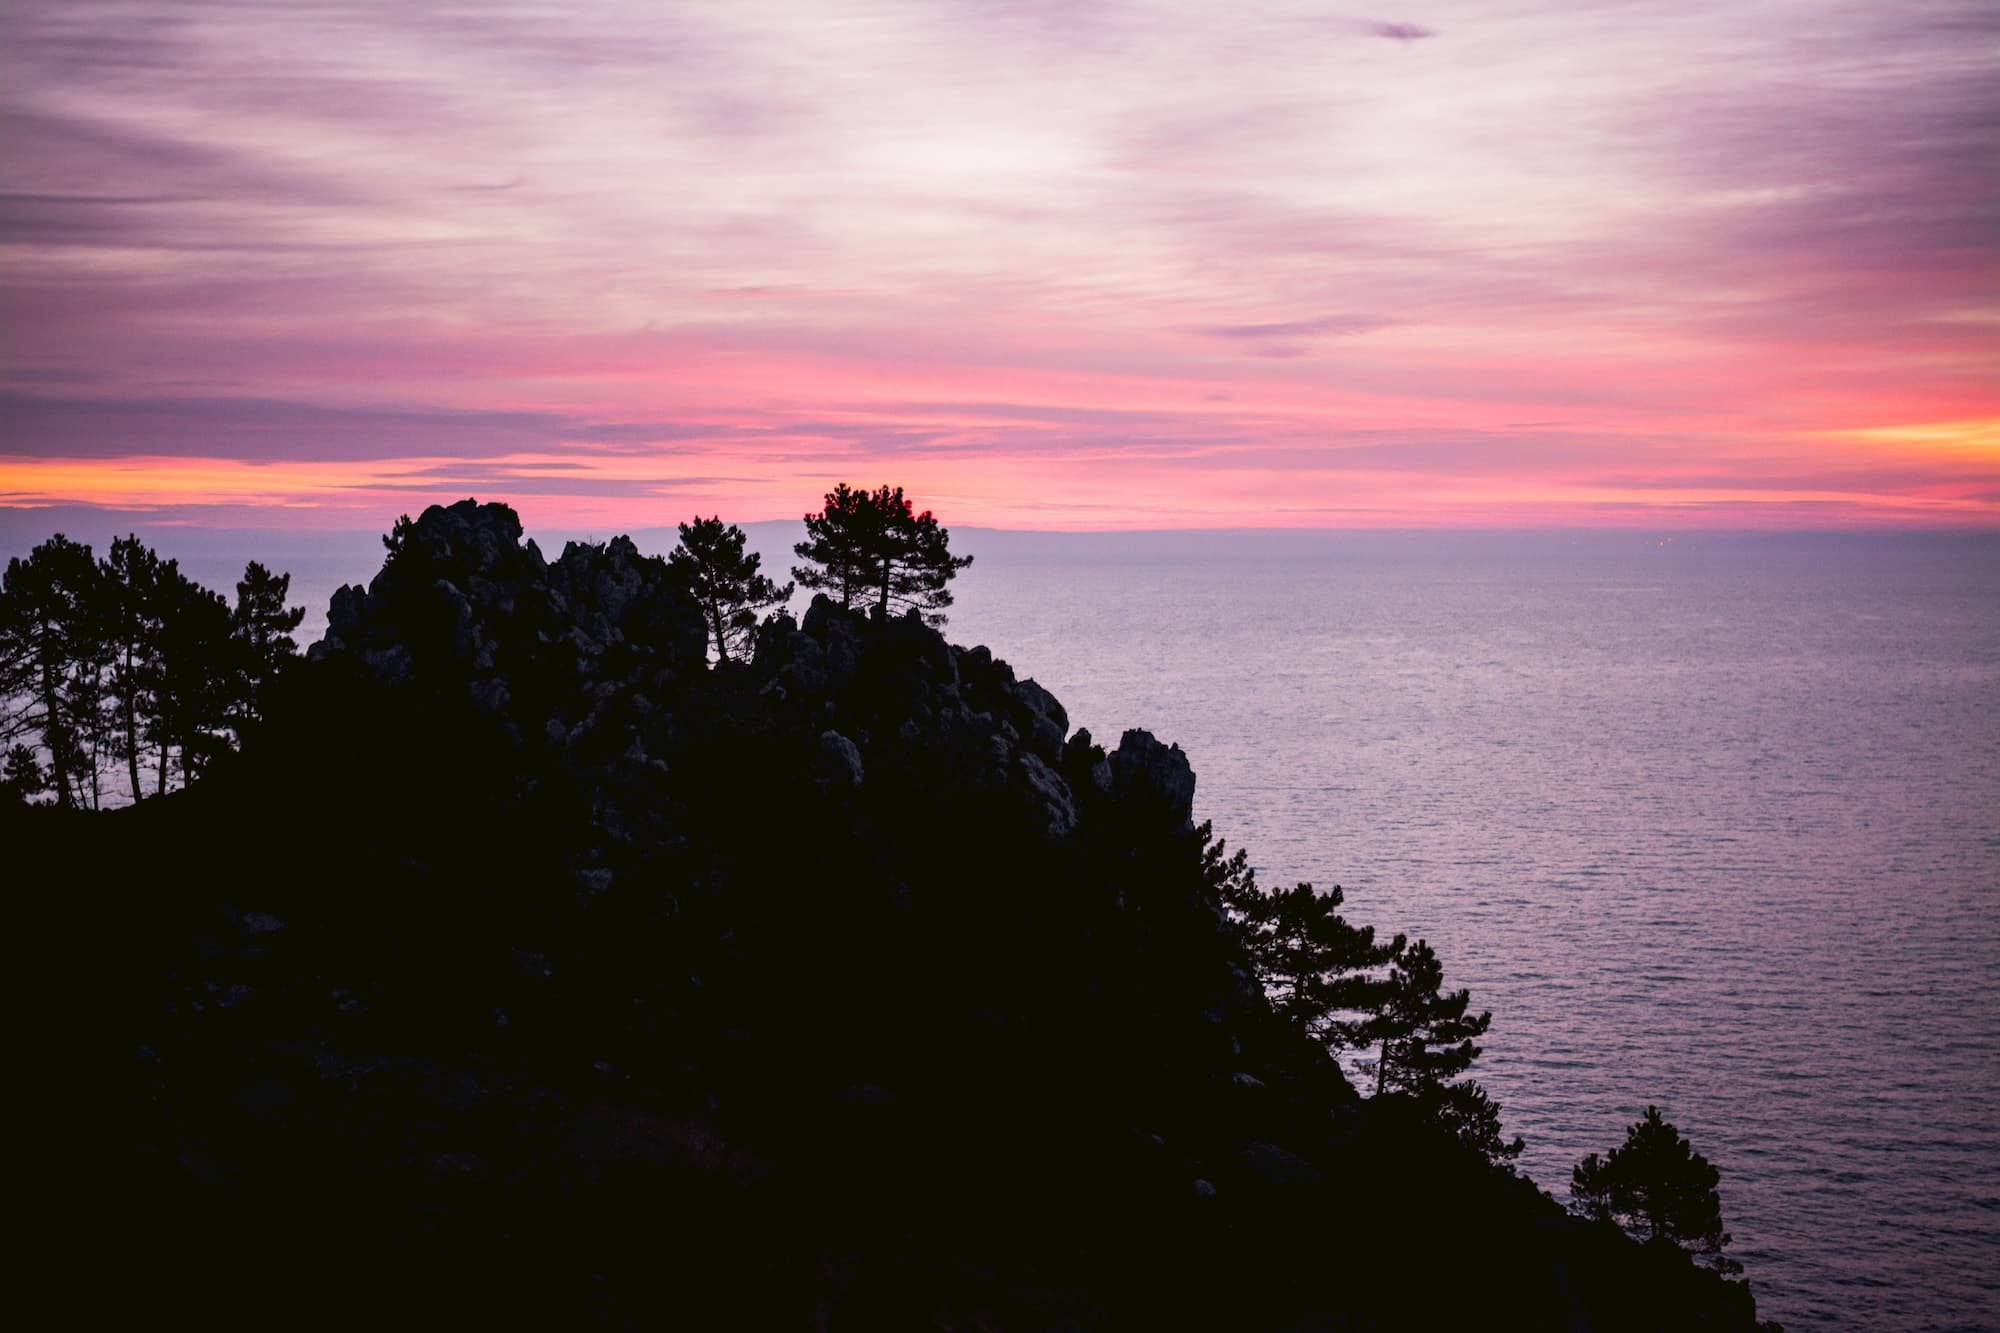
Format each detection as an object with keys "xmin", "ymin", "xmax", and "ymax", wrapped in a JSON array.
[{"xmin": 7, "ymin": 410, "xmax": 1996, "ymax": 533}]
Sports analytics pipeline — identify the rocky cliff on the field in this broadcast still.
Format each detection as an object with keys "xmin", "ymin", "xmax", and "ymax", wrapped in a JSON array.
[{"xmin": 51, "ymin": 500, "xmax": 1771, "ymax": 1330}]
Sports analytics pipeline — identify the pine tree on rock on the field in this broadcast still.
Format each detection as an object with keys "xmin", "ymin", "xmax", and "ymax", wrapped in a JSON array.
[
  {"xmin": 793, "ymin": 483, "xmax": 972, "ymax": 626},
  {"xmin": 668, "ymin": 516, "xmax": 793, "ymax": 663},
  {"xmin": 1572, "ymin": 1106, "xmax": 1739, "ymax": 1274},
  {"xmin": 791, "ymin": 483, "xmax": 876, "ymax": 611}
]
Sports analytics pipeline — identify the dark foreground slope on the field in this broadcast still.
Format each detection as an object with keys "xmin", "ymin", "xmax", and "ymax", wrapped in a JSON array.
[{"xmin": 34, "ymin": 501, "xmax": 1771, "ymax": 1330}]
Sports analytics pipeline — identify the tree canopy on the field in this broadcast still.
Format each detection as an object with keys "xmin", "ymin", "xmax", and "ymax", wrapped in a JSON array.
[
  {"xmin": 668, "ymin": 516, "xmax": 792, "ymax": 663},
  {"xmin": 793, "ymin": 483, "xmax": 972, "ymax": 626},
  {"xmin": 1573, "ymin": 1106, "xmax": 1739, "ymax": 1273}
]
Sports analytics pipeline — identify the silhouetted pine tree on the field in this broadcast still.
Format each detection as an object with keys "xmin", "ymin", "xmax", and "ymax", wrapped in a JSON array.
[
  {"xmin": 71, "ymin": 624, "xmax": 113, "ymax": 808},
  {"xmin": 668, "ymin": 516, "xmax": 793, "ymax": 663},
  {"xmin": 791, "ymin": 483, "xmax": 876, "ymax": 610},
  {"xmin": 1354, "ymin": 937, "xmax": 1522, "ymax": 1162},
  {"xmin": 1229, "ymin": 874, "xmax": 1403, "ymax": 1044},
  {"xmin": 0, "ymin": 534, "xmax": 103, "ymax": 808},
  {"xmin": 232, "ymin": 560, "xmax": 305, "ymax": 722},
  {"xmin": 793, "ymin": 483, "xmax": 972, "ymax": 626},
  {"xmin": 0, "ymin": 743, "xmax": 43, "ymax": 804},
  {"xmin": 1429, "ymin": 1079, "xmax": 1523, "ymax": 1164},
  {"xmin": 1362, "ymin": 940, "xmax": 1485, "ymax": 1094},
  {"xmin": 1573, "ymin": 1106, "xmax": 1738, "ymax": 1273},
  {"xmin": 101, "ymin": 535, "xmax": 166, "ymax": 800},
  {"xmin": 148, "ymin": 568, "xmax": 234, "ymax": 793}
]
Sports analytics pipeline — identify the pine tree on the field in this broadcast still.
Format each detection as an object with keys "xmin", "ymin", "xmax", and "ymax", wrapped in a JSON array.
[
  {"xmin": 232, "ymin": 559, "xmax": 305, "ymax": 721},
  {"xmin": 668, "ymin": 517, "xmax": 793, "ymax": 663},
  {"xmin": 1363, "ymin": 939, "xmax": 1487, "ymax": 1095},
  {"xmin": 70, "ymin": 629, "xmax": 113, "ymax": 809},
  {"xmin": 1, "ymin": 743, "xmax": 44, "ymax": 805},
  {"xmin": 148, "ymin": 567, "xmax": 235, "ymax": 793},
  {"xmin": 1230, "ymin": 875, "xmax": 1403, "ymax": 1045},
  {"xmin": 791, "ymin": 483, "xmax": 875, "ymax": 610},
  {"xmin": 1573, "ymin": 1107, "xmax": 1738, "ymax": 1273},
  {"xmin": 1431, "ymin": 1080, "xmax": 1523, "ymax": 1164},
  {"xmin": 0, "ymin": 535, "xmax": 104, "ymax": 809},
  {"xmin": 101, "ymin": 535, "xmax": 165, "ymax": 801},
  {"xmin": 1356, "ymin": 937, "xmax": 1522, "ymax": 1162},
  {"xmin": 793, "ymin": 484, "xmax": 972, "ymax": 626}
]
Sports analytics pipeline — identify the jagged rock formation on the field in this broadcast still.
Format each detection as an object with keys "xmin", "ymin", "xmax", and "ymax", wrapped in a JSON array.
[{"xmin": 56, "ymin": 501, "xmax": 1773, "ymax": 1331}]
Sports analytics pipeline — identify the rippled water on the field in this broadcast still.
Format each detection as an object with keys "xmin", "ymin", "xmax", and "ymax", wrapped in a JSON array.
[
  {"xmin": 937, "ymin": 529, "xmax": 2000, "ymax": 1333},
  {"xmin": 17, "ymin": 521, "xmax": 1996, "ymax": 1328}
]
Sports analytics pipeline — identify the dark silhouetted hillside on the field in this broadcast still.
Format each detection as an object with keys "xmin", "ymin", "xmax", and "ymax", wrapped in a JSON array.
[{"xmin": 29, "ymin": 500, "xmax": 1776, "ymax": 1330}]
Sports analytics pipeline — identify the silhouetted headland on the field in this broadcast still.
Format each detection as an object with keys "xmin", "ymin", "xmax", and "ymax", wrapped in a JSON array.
[{"xmin": 21, "ymin": 500, "xmax": 1778, "ymax": 1330}]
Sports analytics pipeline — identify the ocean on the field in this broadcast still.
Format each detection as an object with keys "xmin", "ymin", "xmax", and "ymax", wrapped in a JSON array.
[
  {"xmin": 9, "ymin": 519, "xmax": 1997, "ymax": 1329},
  {"xmin": 937, "ymin": 529, "xmax": 2000, "ymax": 1333}
]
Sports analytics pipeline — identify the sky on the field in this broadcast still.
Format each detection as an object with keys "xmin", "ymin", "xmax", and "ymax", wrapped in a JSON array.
[{"xmin": 1, "ymin": 0, "xmax": 1995, "ymax": 531}]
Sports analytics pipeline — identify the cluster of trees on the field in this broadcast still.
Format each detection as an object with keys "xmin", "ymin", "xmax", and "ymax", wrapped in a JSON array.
[
  {"xmin": 1216, "ymin": 851, "xmax": 1740, "ymax": 1271},
  {"xmin": 0, "ymin": 534, "xmax": 303, "ymax": 807},
  {"xmin": 668, "ymin": 483, "xmax": 974, "ymax": 662},
  {"xmin": 3, "ymin": 482, "xmax": 975, "ymax": 791}
]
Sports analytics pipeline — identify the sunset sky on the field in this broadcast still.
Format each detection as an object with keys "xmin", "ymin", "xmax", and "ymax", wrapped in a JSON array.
[{"xmin": 2, "ymin": 0, "xmax": 1995, "ymax": 530}]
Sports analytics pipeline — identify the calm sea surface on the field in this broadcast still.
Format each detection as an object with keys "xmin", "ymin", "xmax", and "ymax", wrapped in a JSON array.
[
  {"xmin": 12, "ymin": 522, "xmax": 1997, "ymax": 1329},
  {"xmin": 936, "ymin": 530, "xmax": 2000, "ymax": 1333}
]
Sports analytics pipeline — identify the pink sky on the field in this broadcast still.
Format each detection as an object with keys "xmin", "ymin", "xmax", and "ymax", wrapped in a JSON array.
[{"xmin": 1, "ymin": 0, "xmax": 1995, "ymax": 530}]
